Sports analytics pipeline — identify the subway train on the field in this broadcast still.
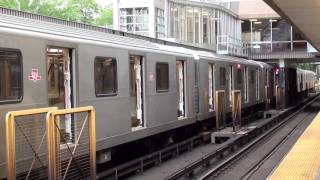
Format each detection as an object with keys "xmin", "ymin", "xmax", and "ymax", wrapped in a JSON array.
[{"xmin": 0, "ymin": 8, "xmax": 316, "ymax": 178}]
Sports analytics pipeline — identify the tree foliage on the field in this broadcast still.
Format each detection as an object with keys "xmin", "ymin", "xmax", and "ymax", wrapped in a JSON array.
[
  {"xmin": 0, "ymin": 0, "xmax": 112, "ymax": 26},
  {"xmin": 297, "ymin": 63, "xmax": 314, "ymax": 71}
]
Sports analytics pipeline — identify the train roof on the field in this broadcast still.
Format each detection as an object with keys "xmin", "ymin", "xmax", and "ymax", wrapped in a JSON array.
[
  {"xmin": 0, "ymin": 7, "xmax": 271, "ymax": 67},
  {"xmin": 297, "ymin": 68, "xmax": 316, "ymax": 75}
]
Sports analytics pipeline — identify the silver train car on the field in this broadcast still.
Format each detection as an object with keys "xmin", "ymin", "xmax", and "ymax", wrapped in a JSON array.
[
  {"xmin": 297, "ymin": 68, "xmax": 317, "ymax": 92},
  {"xmin": 0, "ymin": 9, "xmax": 316, "ymax": 178}
]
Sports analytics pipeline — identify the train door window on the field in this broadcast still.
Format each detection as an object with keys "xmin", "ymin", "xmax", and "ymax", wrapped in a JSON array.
[
  {"xmin": 219, "ymin": 67, "xmax": 226, "ymax": 86},
  {"xmin": 177, "ymin": 60, "xmax": 186, "ymax": 118},
  {"xmin": 0, "ymin": 48, "xmax": 23, "ymax": 103},
  {"xmin": 256, "ymin": 69, "xmax": 260, "ymax": 100},
  {"xmin": 130, "ymin": 55, "xmax": 144, "ymax": 130},
  {"xmin": 47, "ymin": 47, "xmax": 74, "ymax": 143},
  {"xmin": 244, "ymin": 67, "xmax": 248, "ymax": 103},
  {"xmin": 229, "ymin": 66, "xmax": 233, "ymax": 105},
  {"xmin": 237, "ymin": 68, "xmax": 242, "ymax": 84},
  {"xmin": 95, "ymin": 57, "xmax": 117, "ymax": 96},
  {"xmin": 156, "ymin": 63, "xmax": 169, "ymax": 92},
  {"xmin": 208, "ymin": 63, "xmax": 215, "ymax": 111}
]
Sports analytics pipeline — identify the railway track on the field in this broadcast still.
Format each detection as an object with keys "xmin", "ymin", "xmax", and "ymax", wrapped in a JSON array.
[
  {"xmin": 199, "ymin": 94, "xmax": 320, "ymax": 180},
  {"xmin": 161, "ymin": 94, "xmax": 320, "ymax": 180}
]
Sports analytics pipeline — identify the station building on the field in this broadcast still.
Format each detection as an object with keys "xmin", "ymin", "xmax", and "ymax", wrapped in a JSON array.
[{"xmin": 112, "ymin": 0, "xmax": 319, "ymax": 107}]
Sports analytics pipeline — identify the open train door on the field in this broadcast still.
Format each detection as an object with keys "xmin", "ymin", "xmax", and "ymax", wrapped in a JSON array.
[
  {"xmin": 47, "ymin": 46, "xmax": 74, "ymax": 142},
  {"xmin": 130, "ymin": 55, "xmax": 144, "ymax": 130}
]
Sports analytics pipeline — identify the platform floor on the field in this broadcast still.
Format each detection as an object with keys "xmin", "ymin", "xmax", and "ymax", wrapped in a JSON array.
[{"xmin": 269, "ymin": 112, "xmax": 320, "ymax": 180}]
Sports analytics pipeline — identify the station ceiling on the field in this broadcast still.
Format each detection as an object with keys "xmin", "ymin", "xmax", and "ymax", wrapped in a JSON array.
[{"xmin": 264, "ymin": 0, "xmax": 320, "ymax": 52}]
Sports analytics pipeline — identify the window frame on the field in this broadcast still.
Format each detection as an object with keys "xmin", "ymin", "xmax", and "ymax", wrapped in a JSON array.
[
  {"xmin": 156, "ymin": 62, "xmax": 170, "ymax": 92},
  {"xmin": 0, "ymin": 48, "xmax": 23, "ymax": 104},
  {"xmin": 94, "ymin": 56, "xmax": 118, "ymax": 97}
]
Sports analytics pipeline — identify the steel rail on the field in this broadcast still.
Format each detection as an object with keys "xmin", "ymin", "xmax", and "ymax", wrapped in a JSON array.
[
  {"xmin": 199, "ymin": 94, "xmax": 320, "ymax": 180},
  {"xmin": 165, "ymin": 94, "xmax": 319, "ymax": 180}
]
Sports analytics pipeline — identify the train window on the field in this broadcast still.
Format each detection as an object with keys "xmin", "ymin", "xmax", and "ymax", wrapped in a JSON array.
[
  {"xmin": 256, "ymin": 69, "xmax": 260, "ymax": 100},
  {"xmin": 244, "ymin": 67, "xmax": 249, "ymax": 103},
  {"xmin": 95, "ymin": 57, "xmax": 117, "ymax": 96},
  {"xmin": 156, "ymin": 62, "xmax": 169, "ymax": 92},
  {"xmin": 208, "ymin": 64, "xmax": 215, "ymax": 111},
  {"xmin": 220, "ymin": 67, "xmax": 226, "ymax": 86},
  {"xmin": 250, "ymin": 70, "xmax": 255, "ymax": 84},
  {"xmin": 237, "ymin": 69, "xmax": 241, "ymax": 84},
  {"xmin": 0, "ymin": 49, "xmax": 23, "ymax": 103}
]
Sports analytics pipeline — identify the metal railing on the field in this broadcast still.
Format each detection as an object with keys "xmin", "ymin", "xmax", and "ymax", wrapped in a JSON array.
[
  {"xmin": 215, "ymin": 90, "xmax": 226, "ymax": 129},
  {"xmin": 46, "ymin": 106, "xmax": 96, "ymax": 180},
  {"xmin": 5, "ymin": 106, "xmax": 96, "ymax": 180},
  {"xmin": 232, "ymin": 90, "xmax": 241, "ymax": 132},
  {"xmin": 5, "ymin": 107, "xmax": 58, "ymax": 180},
  {"xmin": 217, "ymin": 35, "xmax": 249, "ymax": 57},
  {"xmin": 249, "ymin": 41, "xmax": 308, "ymax": 54}
]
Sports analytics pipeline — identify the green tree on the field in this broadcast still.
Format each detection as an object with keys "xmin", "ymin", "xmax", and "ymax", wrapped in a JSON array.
[
  {"xmin": 0, "ymin": 0, "xmax": 113, "ymax": 26},
  {"xmin": 297, "ymin": 63, "xmax": 314, "ymax": 71},
  {"xmin": 95, "ymin": 8, "xmax": 113, "ymax": 27}
]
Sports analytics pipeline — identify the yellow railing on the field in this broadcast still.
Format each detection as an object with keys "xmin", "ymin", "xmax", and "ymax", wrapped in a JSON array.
[
  {"xmin": 6, "ymin": 106, "xmax": 96, "ymax": 180},
  {"xmin": 6, "ymin": 107, "xmax": 58, "ymax": 180},
  {"xmin": 232, "ymin": 90, "xmax": 241, "ymax": 132},
  {"xmin": 215, "ymin": 90, "xmax": 226, "ymax": 129}
]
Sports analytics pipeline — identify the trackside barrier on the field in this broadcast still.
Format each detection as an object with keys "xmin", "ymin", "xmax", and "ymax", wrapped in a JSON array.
[
  {"xmin": 46, "ymin": 106, "xmax": 96, "ymax": 180},
  {"xmin": 6, "ymin": 107, "xmax": 58, "ymax": 180},
  {"xmin": 232, "ymin": 90, "xmax": 241, "ymax": 132},
  {"xmin": 276, "ymin": 85, "xmax": 281, "ymax": 110},
  {"xmin": 215, "ymin": 90, "xmax": 226, "ymax": 129}
]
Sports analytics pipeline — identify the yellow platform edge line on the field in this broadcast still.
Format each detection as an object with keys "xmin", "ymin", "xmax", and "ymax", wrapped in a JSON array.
[{"xmin": 269, "ymin": 112, "xmax": 320, "ymax": 180}]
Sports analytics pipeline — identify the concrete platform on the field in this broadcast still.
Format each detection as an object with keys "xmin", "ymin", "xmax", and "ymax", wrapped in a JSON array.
[{"xmin": 269, "ymin": 112, "xmax": 320, "ymax": 180}]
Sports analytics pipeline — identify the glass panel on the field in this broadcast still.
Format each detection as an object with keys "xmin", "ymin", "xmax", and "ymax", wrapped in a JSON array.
[
  {"xmin": 95, "ymin": 57, "xmax": 117, "ymax": 96},
  {"xmin": 237, "ymin": 69, "xmax": 241, "ymax": 84},
  {"xmin": 194, "ymin": 7, "xmax": 199, "ymax": 43},
  {"xmin": 186, "ymin": 6, "xmax": 193, "ymax": 43},
  {"xmin": 292, "ymin": 27, "xmax": 304, "ymax": 41},
  {"xmin": 0, "ymin": 49, "xmax": 22, "ymax": 103},
  {"xmin": 252, "ymin": 19, "xmax": 271, "ymax": 42},
  {"xmin": 241, "ymin": 20, "xmax": 251, "ymax": 42},
  {"xmin": 202, "ymin": 8, "xmax": 209, "ymax": 44},
  {"xmin": 156, "ymin": 63, "xmax": 169, "ymax": 91},
  {"xmin": 271, "ymin": 19, "xmax": 291, "ymax": 41},
  {"xmin": 220, "ymin": 67, "xmax": 226, "ymax": 86}
]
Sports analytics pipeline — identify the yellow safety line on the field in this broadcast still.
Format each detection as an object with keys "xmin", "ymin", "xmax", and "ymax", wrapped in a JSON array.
[{"xmin": 269, "ymin": 112, "xmax": 320, "ymax": 180}]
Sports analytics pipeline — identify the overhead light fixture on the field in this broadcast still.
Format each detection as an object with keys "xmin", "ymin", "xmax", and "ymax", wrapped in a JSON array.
[
  {"xmin": 254, "ymin": 21, "xmax": 262, "ymax": 24},
  {"xmin": 250, "ymin": 19, "xmax": 258, "ymax": 22},
  {"xmin": 270, "ymin": 19, "xmax": 278, "ymax": 22}
]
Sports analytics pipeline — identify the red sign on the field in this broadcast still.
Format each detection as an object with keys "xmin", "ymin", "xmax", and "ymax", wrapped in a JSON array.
[{"xmin": 28, "ymin": 68, "xmax": 42, "ymax": 82}]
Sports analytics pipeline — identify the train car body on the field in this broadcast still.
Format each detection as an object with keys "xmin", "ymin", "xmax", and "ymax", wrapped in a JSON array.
[{"xmin": 0, "ymin": 9, "xmax": 316, "ymax": 178}]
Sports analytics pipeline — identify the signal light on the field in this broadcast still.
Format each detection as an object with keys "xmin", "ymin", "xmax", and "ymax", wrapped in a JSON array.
[
  {"xmin": 236, "ymin": 64, "xmax": 241, "ymax": 69},
  {"xmin": 275, "ymin": 68, "xmax": 279, "ymax": 75}
]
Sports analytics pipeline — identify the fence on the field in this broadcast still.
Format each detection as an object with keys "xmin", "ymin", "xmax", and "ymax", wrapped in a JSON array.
[
  {"xmin": 232, "ymin": 90, "xmax": 241, "ymax": 132},
  {"xmin": 6, "ymin": 106, "xmax": 96, "ymax": 180},
  {"xmin": 6, "ymin": 107, "xmax": 58, "ymax": 180}
]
